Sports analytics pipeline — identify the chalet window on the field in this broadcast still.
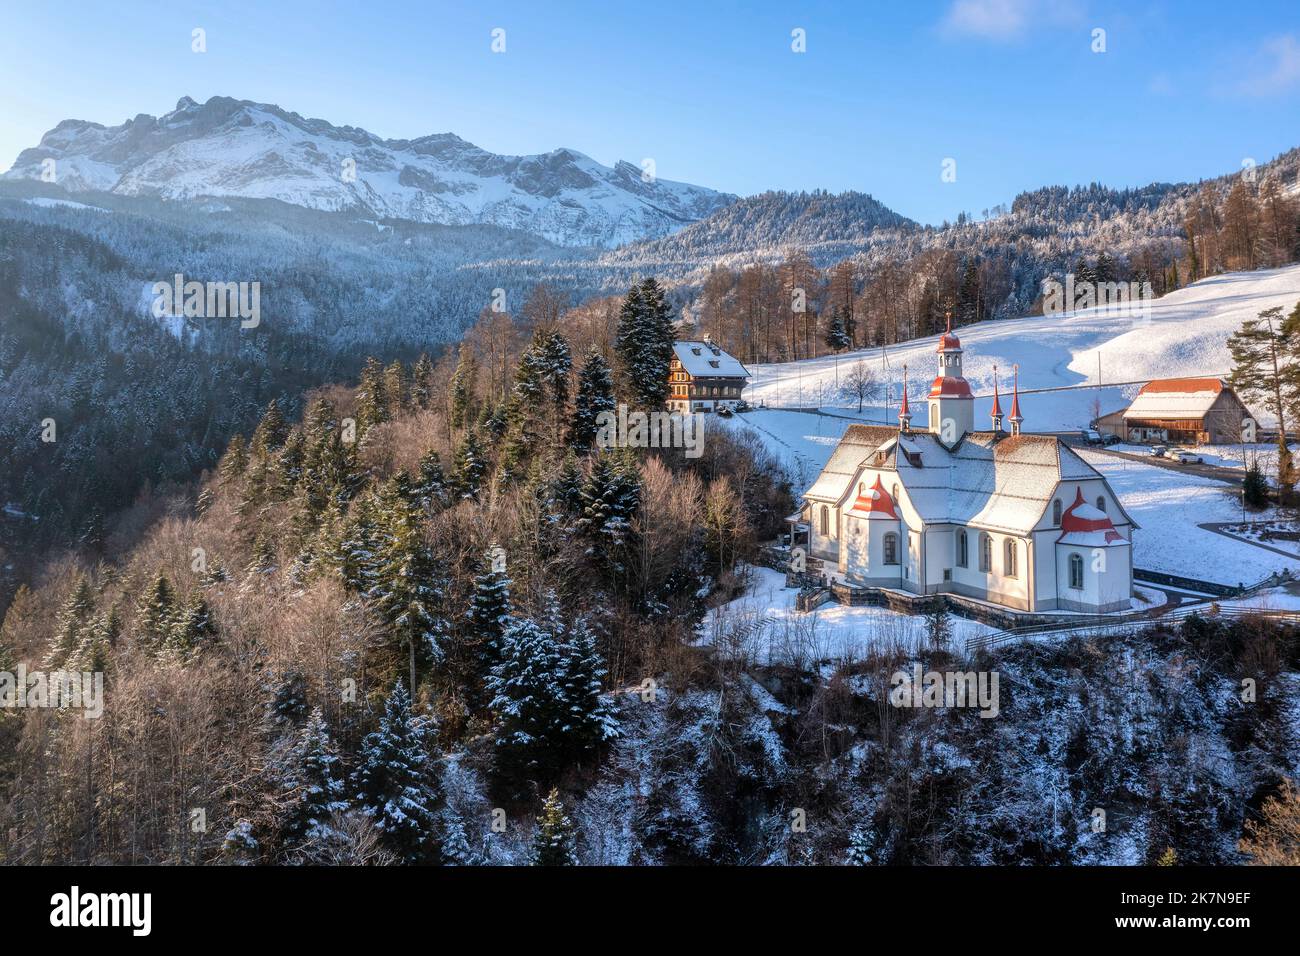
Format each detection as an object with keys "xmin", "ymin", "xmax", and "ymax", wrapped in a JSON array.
[
  {"xmin": 1069, "ymin": 553, "xmax": 1084, "ymax": 589},
  {"xmin": 1052, "ymin": 499, "xmax": 1062, "ymax": 524},
  {"xmin": 979, "ymin": 533, "xmax": 991, "ymax": 572},
  {"xmin": 819, "ymin": 506, "xmax": 829, "ymax": 537},
  {"xmin": 956, "ymin": 529, "xmax": 968, "ymax": 567},
  {"xmin": 1096, "ymin": 496, "xmax": 1106, "ymax": 513},
  {"xmin": 1004, "ymin": 539, "xmax": 1018, "ymax": 578},
  {"xmin": 883, "ymin": 533, "xmax": 899, "ymax": 565}
]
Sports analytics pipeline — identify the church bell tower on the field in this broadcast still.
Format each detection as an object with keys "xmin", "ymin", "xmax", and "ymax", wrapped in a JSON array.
[{"xmin": 928, "ymin": 312, "xmax": 974, "ymax": 444}]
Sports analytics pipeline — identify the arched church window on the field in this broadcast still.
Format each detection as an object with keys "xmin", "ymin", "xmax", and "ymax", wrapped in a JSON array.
[
  {"xmin": 1096, "ymin": 496, "xmax": 1106, "ymax": 514},
  {"xmin": 956, "ymin": 529, "xmax": 968, "ymax": 567},
  {"xmin": 883, "ymin": 533, "xmax": 899, "ymax": 565},
  {"xmin": 1004, "ymin": 539, "xmax": 1018, "ymax": 578},
  {"xmin": 819, "ymin": 506, "xmax": 829, "ymax": 537},
  {"xmin": 1069, "ymin": 553, "xmax": 1084, "ymax": 589},
  {"xmin": 979, "ymin": 533, "xmax": 991, "ymax": 572},
  {"xmin": 1052, "ymin": 499, "xmax": 1062, "ymax": 524}
]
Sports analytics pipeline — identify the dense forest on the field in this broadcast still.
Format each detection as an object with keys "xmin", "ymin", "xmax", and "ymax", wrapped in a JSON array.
[{"xmin": 3, "ymin": 276, "xmax": 1297, "ymax": 865}]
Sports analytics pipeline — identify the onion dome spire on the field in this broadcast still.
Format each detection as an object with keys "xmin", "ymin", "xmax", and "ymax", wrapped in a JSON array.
[
  {"xmin": 990, "ymin": 364, "xmax": 1004, "ymax": 431},
  {"xmin": 899, "ymin": 363, "xmax": 912, "ymax": 431},
  {"xmin": 1009, "ymin": 364, "xmax": 1024, "ymax": 435}
]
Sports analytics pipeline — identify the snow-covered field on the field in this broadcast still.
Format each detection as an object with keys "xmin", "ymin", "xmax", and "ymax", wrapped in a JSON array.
[
  {"xmin": 744, "ymin": 264, "xmax": 1300, "ymax": 431},
  {"xmin": 700, "ymin": 566, "xmax": 996, "ymax": 666}
]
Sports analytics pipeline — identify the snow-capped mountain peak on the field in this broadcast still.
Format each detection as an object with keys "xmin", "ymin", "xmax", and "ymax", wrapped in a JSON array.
[{"xmin": 3, "ymin": 96, "xmax": 737, "ymax": 247}]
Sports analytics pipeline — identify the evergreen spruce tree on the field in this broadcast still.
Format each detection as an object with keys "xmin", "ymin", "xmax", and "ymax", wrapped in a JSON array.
[
  {"xmin": 43, "ymin": 578, "xmax": 95, "ymax": 668},
  {"xmin": 449, "ymin": 345, "xmax": 479, "ymax": 430},
  {"xmin": 531, "ymin": 789, "xmax": 579, "ymax": 865},
  {"xmin": 412, "ymin": 449, "xmax": 449, "ymax": 512},
  {"xmin": 615, "ymin": 279, "xmax": 675, "ymax": 409},
  {"xmin": 195, "ymin": 487, "xmax": 215, "ymax": 517},
  {"xmin": 278, "ymin": 708, "xmax": 349, "ymax": 853},
  {"xmin": 275, "ymin": 429, "xmax": 306, "ymax": 497},
  {"xmin": 271, "ymin": 669, "xmax": 309, "ymax": 725},
  {"xmin": 570, "ymin": 346, "xmax": 616, "ymax": 449},
  {"xmin": 925, "ymin": 596, "xmax": 951, "ymax": 650},
  {"xmin": 135, "ymin": 571, "xmax": 177, "ymax": 650},
  {"xmin": 440, "ymin": 809, "xmax": 476, "ymax": 865},
  {"xmin": 488, "ymin": 615, "xmax": 568, "ymax": 780},
  {"xmin": 453, "ymin": 428, "xmax": 488, "ymax": 500},
  {"xmin": 550, "ymin": 451, "xmax": 586, "ymax": 519},
  {"xmin": 334, "ymin": 493, "xmax": 383, "ymax": 595},
  {"xmin": 168, "ymin": 595, "xmax": 216, "ymax": 653},
  {"xmin": 411, "ymin": 352, "xmax": 435, "ymax": 410},
  {"xmin": 356, "ymin": 356, "xmax": 389, "ymax": 434},
  {"xmin": 465, "ymin": 555, "xmax": 512, "ymax": 700},
  {"xmin": 250, "ymin": 398, "xmax": 289, "ymax": 453},
  {"xmin": 1243, "ymin": 460, "xmax": 1269, "ymax": 509},
  {"xmin": 488, "ymin": 595, "xmax": 616, "ymax": 782},
  {"xmin": 559, "ymin": 615, "xmax": 619, "ymax": 759},
  {"xmin": 373, "ymin": 476, "xmax": 447, "ymax": 695},
  {"xmin": 245, "ymin": 533, "xmax": 278, "ymax": 576},
  {"xmin": 383, "ymin": 360, "xmax": 407, "ymax": 414},
  {"xmin": 845, "ymin": 827, "xmax": 874, "ymax": 865},
  {"xmin": 1229, "ymin": 306, "xmax": 1296, "ymax": 498},
  {"xmin": 824, "ymin": 309, "xmax": 851, "ymax": 352},
  {"xmin": 577, "ymin": 451, "xmax": 642, "ymax": 581},
  {"xmin": 219, "ymin": 433, "xmax": 249, "ymax": 483},
  {"xmin": 351, "ymin": 683, "xmax": 441, "ymax": 864}
]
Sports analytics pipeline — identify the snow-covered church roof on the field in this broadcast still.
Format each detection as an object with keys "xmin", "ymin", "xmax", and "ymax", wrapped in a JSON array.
[
  {"xmin": 807, "ymin": 426, "xmax": 1133, "ymax": 536},
  {"xmin": 672, "ymin": 340, "xmax": 749, "ymax": 378}
]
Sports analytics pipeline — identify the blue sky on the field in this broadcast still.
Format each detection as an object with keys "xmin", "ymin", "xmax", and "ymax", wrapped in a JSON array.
[{"xmin": 2, "ymin": 0, "xmax": 1297, "ymax": 224}]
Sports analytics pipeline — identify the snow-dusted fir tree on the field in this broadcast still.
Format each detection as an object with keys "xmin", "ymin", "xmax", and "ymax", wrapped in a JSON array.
[
  {"xmin": 167, "ymin": 595, "xmax": 216, "ymax": 654},
  {"xmin": 351, "ymin": 683, "xmax": 441, "ymax": 864},
  {"xmin": 412, "ymin": 449, "xmax": 449, "ymax": 513},
  {"xmin": 488, "ymin": 593, "xmax": 617, "ymax": 782},
  {"xmin": 452, "ymin": 428, "xmax": 488, "ymax": 501},
  {"xmin": 560, "ymin": 615, "xmax": 620, "ymax": 758},
  {"xmin": 615, "ymin": 278, "xmax": 675, "ymax": 409},
  {"xmin": 449, "ymin": 344, "xmax": 478, "ymax": 430},
  {"xmin": 333, "ymin": 493, "xmax": 383, "ymax": 594},
  {"xmin": 824, "ymin": 308, "xmax": 852, "ymax": 352},
  {"xmin": 43, "ymin": 577, "xmax": 95, "ymax": 668},
  {"xmin": 845, "ymin": 826, "xmax": 874, "ymax": 865},
  {"xmin": 440, "ymin": 808, "xmax": 477, "ymax": 866},
  {"xmin": 134, "ymin": 571, "xmax": 176, "ymax": 650},
  {"xmin": 531, "ymin": 788, "xmax": 579, "ymax": 865},
  {"xmin": 577, "ymin": 451, "xmax": 642, "ymax": 580},
  {"xmin": 355, "ymin": 356, "xmax": 389, "ymax": 434},
  {"xmin": 465, "ymin": 553, "xmax": 511, "ymax": 692},
  {"xmin": 277, "ymin": 708, "xmax": 349, "ymax": 853},
  {"xmin": 373, "ymin": 475, "xmax": 446, "ymax": 695},
  {"xmin": 411, "ymin": 352, "xmax": 435, "ymax": 410},
  {"xmin": 488, "ymin": 615, "xmax": 567, "ymax": 780},
  {"xmin": 570, "ymin": 345, "xmax": 616, "ymax": 449}
]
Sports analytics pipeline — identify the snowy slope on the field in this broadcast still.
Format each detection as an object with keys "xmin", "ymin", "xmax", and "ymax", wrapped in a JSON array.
[
  {"xmin": 746, "ymin": 263, "xmax": 1300, "ymax": 431},
  {"xmin": 3, "ymin": 96, "xmax": 736, "ymax": 248}
]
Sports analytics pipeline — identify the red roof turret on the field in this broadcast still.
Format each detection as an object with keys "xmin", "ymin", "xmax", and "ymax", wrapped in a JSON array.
[{"xmin": 849, "ymin": 474, "xmax": 898, "ymax": 519}]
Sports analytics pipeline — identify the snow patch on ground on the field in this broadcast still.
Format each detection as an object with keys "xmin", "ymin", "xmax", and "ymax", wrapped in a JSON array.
[{"xmin": 699, "ymin": 566, "xmax": 996, "ymax": 666}]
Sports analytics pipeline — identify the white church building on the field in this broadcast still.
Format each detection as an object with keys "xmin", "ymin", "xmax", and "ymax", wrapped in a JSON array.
[{"xmin": 796, "ymin": 319, "xmax": 1136, "ymax": 613}]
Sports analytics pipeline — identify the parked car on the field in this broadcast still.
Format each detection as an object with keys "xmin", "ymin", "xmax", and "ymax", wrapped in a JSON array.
[
  {"xmin": 1150, "ymin": 444, "xmax": 1168, "ymax": 457},
  {"xmin": 1082, "ymin": 429, "xmax": 1105, "ymax": 446},
  {"xmin": 715, "ymin": 404, "xmax": 734, "ymax": 418},
  {"xmin": 1171, "ymin": 450, "xmax": 1202, "ymax": 464},
  {"xmin": 1102, "ymin": 433, "xmax": 1122, "ymax": 445}
]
